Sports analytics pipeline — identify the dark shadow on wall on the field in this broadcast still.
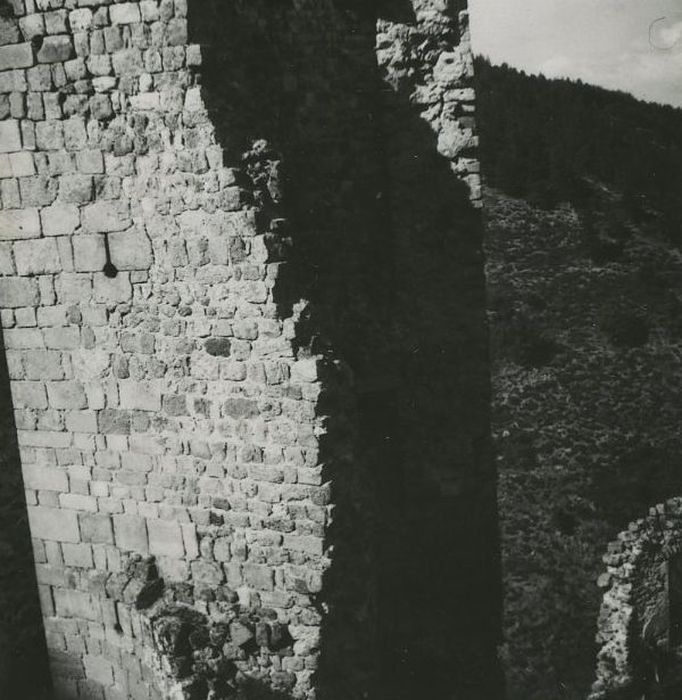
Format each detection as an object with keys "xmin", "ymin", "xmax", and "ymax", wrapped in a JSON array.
[
  {"xmin": 0, "ymin": 327, "xmax": 52, "ymax": 700},
  {"xmin": 189, "ymin": 1, "xmax": 502, "ymax": 698}
]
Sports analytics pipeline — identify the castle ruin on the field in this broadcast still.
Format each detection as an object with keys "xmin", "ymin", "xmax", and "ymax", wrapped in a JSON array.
[{"xmin": 0, "ymin": 1, "xmax": 500, "ymax": 697}]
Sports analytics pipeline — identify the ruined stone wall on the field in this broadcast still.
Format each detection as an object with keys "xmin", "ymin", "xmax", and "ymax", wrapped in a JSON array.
[
  {"xmin": 590, "ymin": 498, "xmax": 682, "ymax": 699},
  {"xmin": 0, "ymin": 1, "xmax": 496, "ymax": 698}
]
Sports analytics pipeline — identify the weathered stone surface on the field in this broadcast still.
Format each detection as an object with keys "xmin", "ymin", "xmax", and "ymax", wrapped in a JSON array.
[
  {"xmin": 109, "ymin": 230, "xmax": 153, "ymax": 270},
  {"xmin": 82, "ymin": 201, "xmax": 131, "ymax": 233},
  {"xmin": 147, "ymin": 519, "xmax": 184, "ymax": 559},
  {"xmin": 119, "ymin": 381, "xmax": 161, "ymax": 412},
  {"xmin": 113, "ymin": 515, "xmax": 148, "ymax": 553},
  {"xmin": 27, "ymin": 506, "xmax": 80, "ymax": 543},
  {"xmin": 0, "ymin": 278, "xmax": 39, "ymax": 307},
  {"xmin": 11, "ymin": 381, "xmax": 48, "ymax": 409},
  {"xmin": 0, "ymin": 42, "xmax": 33, "ymax": 70},
  {"xmin": 47, "ymin": 382, "xmax": 87, "ymax": 410},
  {"xmin": 205, "ymin": 338, "xmax": 232, "ymax": 357},
  {"xmin": 98, "ymin": 409, "xmax": 131, "ymax": 435},
  {"xmin": 93, "ymin": 272, "xmax": 132, "ymax": 303},
  {"xmin": 14, "ymin": 238, "xmax": 61, "ymax": 275},
  {"xmin": 38, "ymin": 35, "xmax": 73, "ymax": 63},
  {"xmin": 53, "ymin": 589, "xmax": 99, "ymax": 621},
  {"xmin": 0, "ymin": 209, "xmax": 41, "ymax": 240},
  {"xmin": 72, "ymin": 235, "xmax": 105, "ymax": 271},
  {"xmin": 24, "ymin": 350, "xmax": 63, "ymax": 380},
  {"xmin": 23, "ymin": 465, "xmax": 68, "ymax": 493}
]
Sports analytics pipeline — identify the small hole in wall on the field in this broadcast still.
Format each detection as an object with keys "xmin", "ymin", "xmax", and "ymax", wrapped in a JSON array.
[
  {"xmin": 102, "ymin": 233, "xmax": 119, "ymax": 278},
  {"xmin": 103, "ymin": 261, "xmax": 119, "ymax": 278},
  {"xmin": 114, "ymin": 623, "xmax": 123, "ymax": 635}
]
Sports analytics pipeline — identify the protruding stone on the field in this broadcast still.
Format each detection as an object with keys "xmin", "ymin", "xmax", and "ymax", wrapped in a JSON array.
[{"xmin": 37, "ymin": 35, "xmax": 73, "ymax": 63}]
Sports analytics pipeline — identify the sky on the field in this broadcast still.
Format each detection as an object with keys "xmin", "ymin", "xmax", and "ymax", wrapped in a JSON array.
[{"xmin": 469, "ymin": 0, "xmax": 682, "ymax": 108}]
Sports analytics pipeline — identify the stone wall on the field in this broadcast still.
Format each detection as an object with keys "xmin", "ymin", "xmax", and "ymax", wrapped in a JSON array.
[
  {"xmin": 0, "ymin": 0, "xmax": 497, "ymax": 698},
  {"xmin": 590, "ymin": 498, "xmax": 682, "ymax": 699}
]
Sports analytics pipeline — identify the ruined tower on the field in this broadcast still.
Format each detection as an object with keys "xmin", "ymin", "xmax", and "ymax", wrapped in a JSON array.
[{"xmin": 0, "ymin": 0, "xmax": 499, "ymax": 697}]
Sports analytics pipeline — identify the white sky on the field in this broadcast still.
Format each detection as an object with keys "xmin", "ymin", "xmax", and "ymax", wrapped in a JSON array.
[{"xmin": 469, "ymin": 0, "xmax": 682, "ymax": 108}]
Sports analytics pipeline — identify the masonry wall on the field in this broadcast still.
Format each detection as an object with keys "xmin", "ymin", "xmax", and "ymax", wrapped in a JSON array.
[{"xmin": 0, "ymin": 1, "xmax": 498, "ymax": 698}]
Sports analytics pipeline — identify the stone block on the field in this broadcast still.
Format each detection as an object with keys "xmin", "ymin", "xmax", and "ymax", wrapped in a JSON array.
[
  {"xmin": 3, "ymin": 328, "xmax": 44, "ymax": 349},
  {"xmin": 0, "ymin": 15, "xmax": 20, "ymax": 45},
  {"xmin": 76, "ymin": 150, "xmax": 104, "ymax": 174},
  {"xmin": 110, "ymin": 3, "xmax": 141, "ymax": 24},
  {"xmin": 14, "ymin": 308, "xmax": 38, "ymax": 328},
  {"xmin": 0, "ymin": 278, "xmax": 39, "ymax": 307},
  {"xmin": 11, "ymin": 380, "xmax": 48, "ymax": 409},
  {"xmin": 112, "ymin": 48, "xmax": 144, "ymax": 75},
  {"xmin": 59, "ymin": 493, "xmax": 97, "ymax": 512},
  {"xmin": 83, "ymin": 656, "xmax": 114, "ymax": 687},
  {"xmin": 56, "ymin": 274, "xmax": 92, "ymax": 304},
  {"xmin": 9, "ymin": 151, "xmax": 35, "ymax": 177},
  {"xmin": 0, "ymin": 70, "xmax": 27, "ymax": 95},
  {"xmin": 181, "ymin": 523, "xmax": 199, "ymax": 559},
  {"xmin": 44, "ymin": 327, "xmax": 80, "ymax": 350},
  {"xmin": 44, "ymin": 11, "xmax": 68, "ymax": 36},
  {"xmin": 38, "ymin": 35, "xmax": 73, "ymax": 63},
  {"xmin": 70, "ymin": 349, "xmax": 109, "ymax": 381},
  {"xmin": 243, "ymin": 563, "xmax": 275, "ymax": 591},
  {"xmin": 18, "ymin": 430, "xmax": 72, "ymax": 449},
  {"xmin": 113, "ymin": 514, "xmax": 148, "ymax": 553},
  {"xmin": 47, "ymin": 381, "xmax": 87, "ymax": 410},
  {"xmin": 119, "ymin": 380, "xmax": 161, "ymax": 412},
  {"xmin": 283, "ymin": 534, "xmax": 324, "ymax": 556},
  {"xmin": 213, "ymin": 537, "xmax": 231, "ymax": 562},
  {"xmin": 35, "ymin": 120, "xmax": 64, "ymax": 150},
  {"xmin": 98, "ymin": 409, "xmax": 130, "ymax": 435},
  {"xmin": 62, "ymin": 543, "xmax": 93, "ymax": 568},
  {"xmin": 36, "ymin": 306, "xmax": 68, "ymax": 327},
  {"xmin": 41, "ymin": 203, "xmax": 80, "ymax": 236},
  {"xmin": 79, "ymin": 513, "xmax": 113, "ymax": 545},
  {"xmin": 65, "ymin": 410, "xmax": 97, "ymax": 433},
  {"xmin": 223, "ymin": 397, "xmax": 258, "ymax": 419},
  {"xmin": 82, "ymin": 201, "xmax": 131, "ymax": 234},
  {"xmin": 108, "ymin": 230, "xmax": 153, "ymax": 270},
  {"xmin": 24, "ymin": 350, "xmax": 64, "ymax": 381},
  {"xmin": 162, "ymin": 394, "xmax": 187, "ymax": 417},
  {"xmin": 147, "ymin": 519, "xmax": 184, "ymax": 559},
  {"xmin": 59, "ymin": 175, "xmax": 93, "ymax": 204},
  {"xmin": 14, "ymin": 238, "xmax": 61, "ymax": 275},
  {"xmin": 129, "ymin": 434, "xmax": 165, "ymax": 455},
  {"xmin": 23, "ymin": 465, "xmax": 68, "ymax": 492},
  {"xmin": 205, "ymin": 338, "xmax": 232, "ymax": 357},
  {"xmin": 0, "ymin": 42, "xmax": 33, "ymax": 71},
  {"xmin": 18, "ymin": 14, "xmax": 44, "ymax": 41},
  {"xmin": 27, "ymin": 505, "xmax": 80, "ymax": 543},
  {"xmin": 53, "ymin": 589, "xmax": 100, "ymax": 621},
  {"xmin": 37, "ymin": 584, "xmax": 54, "ymax": 618},
  {"xmin": 291, "ymin": 359, "xmax": 320, "ymax": 383},
  {"xmin": 191, "ymin": 560, "xmax": 223, "ymax": 585},
  {"xmin": 69, "ymin": 9, "xmax": 93, "ymax": 33},
  {"xmin": 0, "ymin": 209, "xmax": 41, "ymax": 239},
  {"xmin": 72, "ymin": 235, "xmax": 105, "ymax": 272},
  {"xmin": 93, "ymin": 272, "xmax": 132, "ymax": 304}
]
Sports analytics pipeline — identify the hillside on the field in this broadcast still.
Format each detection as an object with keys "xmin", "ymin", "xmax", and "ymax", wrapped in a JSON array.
[{"xmin": 478, "ymin": 60, "xmax": 682, "ymax": 698}]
